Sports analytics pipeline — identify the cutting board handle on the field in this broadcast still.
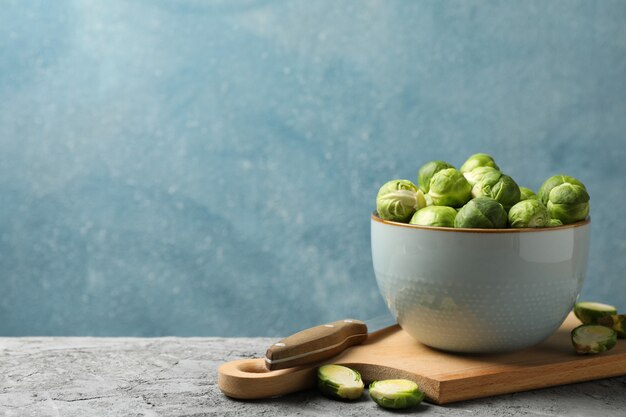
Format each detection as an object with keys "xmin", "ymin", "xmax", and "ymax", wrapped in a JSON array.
[{"xmin": 218, "ymin": 358, "xmax": 317, "ymax": 399}]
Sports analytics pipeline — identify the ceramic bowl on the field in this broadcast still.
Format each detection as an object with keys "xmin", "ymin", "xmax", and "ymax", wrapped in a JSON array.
[{"xmin": 371, "ymin": 213, "xmax": 590, "ymax": 353}]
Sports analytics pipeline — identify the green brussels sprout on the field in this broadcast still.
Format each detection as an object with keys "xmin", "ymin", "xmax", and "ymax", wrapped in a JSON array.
[
  {"xmin": 537, "ymin": 175, "xmax": 587, "ymax": 205},
  {"xmin": 463, "ymin": 166, "xmax": 500, "ymax": 187},
  {"xmin": 574, "ymin": 302, "xmax": 618, "ymax": 325},
  {"xmin": 376, "ymin": 180, "xmax": 426, "ymax": 222},
  {"xmin": 571, "ymin": 325, "xmax": 617, "ymax": 354},
  {"xmin": 471, "ymin": 172, "xmax": 521, "ymax": 211},
  {"xmin": 427, "ymin": 168, "xmax": 472, "ymax": 208},
  {"xmin": 454, "ymin": 197, "xmax": 508, "ymax": 229},
  {"xmin": 519, "ymin": 186, "xmax": 537, "ymax": 201},
  {"xmin": 546, "ymin": 182, "xmax": 590, "ymax": 225},
  {"xmin": 538, "ymin": 175, "xmax": 589, "ymax": 224},
  {"xmin": 369, "ymin": 379, "xmax": 425, "ymax": 410},
  {"xmin": 548, "ymin": 218, "xmax": 563, "ymax": 227},
  {"xmin": 508, "ymin": 199, "xmax": 549, "ymax": 228},
  {"xmin": 417, "ymin": 160, "xmax": 454, "ymax": 193},
  {"xmin": 460, "ymin": 153, "xmax": 500, "ymax": 173},
  {"xmin": 409, "ymin": 206, "xmax": 457, "ymax": 227},
  {"xmin": 317, "ymin": 365, "xmax": 364, "ymax": 400}
]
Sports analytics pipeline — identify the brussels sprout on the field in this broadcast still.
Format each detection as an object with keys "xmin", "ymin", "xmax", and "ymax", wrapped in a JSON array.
[
  {"xmin": 548, "ymin": 218, "xmax": 563, "ymax": 227},
  {"xmin": 574, "ymin": 302, "xmax": 618, "ymax": 325},
  {"xmin": 454, "ymin": 197, "xmax": 508, "ymax": 229},
  {"xmin": 471, "ymin": 172, "xmax": 521, "ymax": 211},
  {"xmin": 571, "ymin": 325, "xmax": 617, "ymax": 354},
  {"xmin": 460, "ymin": 153, "xmax": 500, "ymax": 173},
  {"xmin": 369, "ymin": 379, "xmax": 425, "ymax": 410},
  {"xmin": 376, "ymin": 180, "xmax": 426, "ymax": 222},
  {"xmin": 508, "ymin": 199, "xmax": 549, "ymax": 228},
  {"xmin": 537, "ymin": 175, "xmax": 587, "ymax": 205},
  {"xmin": 417, "ymin": 160, "xmax": 454, "ymax": 193},
  {"xmin": 519, "ymin": 186, "xmax": 537, "ymax": 201},
  {"xmin": 410, "ymin": 206, "xmax": 457, "ymax": 227},
  {"xmin": 427, "ymin": 168, "xmax": 472, "ymax": 208},
  {"xmin": 596, "ymin": 314, "xmax": 626, "ymax": 338},
  {"xmin": 546, "ymin": 183, "xmax": 590, "ymax": 224},
  {"xmin": 317, "ymin": 365, "xmax": 364, "ymax": 400},
  {"xmin": 463, "ymin": 166, "xmax": 501, "ymax": 187},
  {"xmin": 538, "ymin": 175, "xmax": 590, "ymax": 224}
]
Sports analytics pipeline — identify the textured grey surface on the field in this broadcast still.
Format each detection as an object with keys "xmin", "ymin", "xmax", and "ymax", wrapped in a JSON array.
[
  {"xmin": 1, "ymin": 338, "xmax": 625, "ymax": 417},
  {"xmin": 1, "ymin": 1, "xmax": 626, "ymax": 337}
]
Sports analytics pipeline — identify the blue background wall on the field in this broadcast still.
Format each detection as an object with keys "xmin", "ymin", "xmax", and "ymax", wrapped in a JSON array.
[{"xmin": 1, "ymin": 0, "xmax": 625, "ymax": 336}]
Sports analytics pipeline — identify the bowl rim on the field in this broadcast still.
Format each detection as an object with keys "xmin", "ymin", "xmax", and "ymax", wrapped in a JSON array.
[{"xmin": 371, "ymin": 212, "xmax": 590, "ymax": 233}]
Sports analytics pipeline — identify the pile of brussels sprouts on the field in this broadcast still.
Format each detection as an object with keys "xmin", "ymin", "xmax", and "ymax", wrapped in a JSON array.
[{"xmin": 376, "ymin": 153, "xmax": 590, "ymax": 229}]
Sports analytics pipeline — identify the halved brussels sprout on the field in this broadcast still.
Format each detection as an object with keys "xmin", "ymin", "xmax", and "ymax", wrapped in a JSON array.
[
  {"xmin": 369, "ymin": 379, "xmax": 425, "ymax": 410},
  {"xmin": 417, "ymin": 160, "xmax": 454, "ymax": 193},
  {"xmin": 460, "ymin": 153, "xmax": 500, "ymax": 173},
  {"xmin": 538, "ymin": 175, "xmax": 590, "ymax": 224},
  {"xmin": 427, "ymin": 168, "xmax": 472, "ymax": 208},
  {"xmin": 410, "ymin": 206, "xmax": 457, "ymax": 227},
  {"xmin": 508, "ymin": 199, "xmax": 549, "ymax": 228},
  {"xmin": 571, "ymin": 324, "xmax": 617, "ymax": 354},
  {"xmin": 471, "ymin": 172, "xmax": 521, "ymax": 211},
  {"xmin": 463, "ymin": 166, "xmax": 500, "ymax": 187},
  {"xmin": 519, "ymin": 186, "xmax": 537, "ymax": 201},
  {"xmin": 574, "ymin": 302, "xmax": 618, "ymax": 325},
  {"xmin": 454, "ymin": 197, "xmax": 508, "ymax": 229},
  {"xmin": 376, "ymin": 180, "xmax": 426, "ymax": 222},
  {"xmin": 317, "ymin": 365, "xmax": 364, "ymax": 400}
]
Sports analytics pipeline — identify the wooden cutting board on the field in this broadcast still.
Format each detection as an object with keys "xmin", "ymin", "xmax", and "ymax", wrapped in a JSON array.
[{"xmin": 218, "ymin": 313, "xmax": 626, "ymax": 404}]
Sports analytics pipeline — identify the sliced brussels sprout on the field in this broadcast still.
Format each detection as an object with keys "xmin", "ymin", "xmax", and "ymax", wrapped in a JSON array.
[
  {"xmin": 538, "ymin": 175, "xmax": 590, "ymax": 224},
  {"xmin": 519, "ymin": 186, "xmax": 537, "ymax": 201},
  {"xmin": 596, "ymin": 314, "xmax": 626, "ymax": 338},
  {"xmin": 574, "ymin": 302, "xmax": 618, "ymax": 325},
  {"xmin": 454, "ymin": 197, "xmax": 508, "ymax": 229},
  {"xmin": 460, "ymin": 153, "xmax": 500, "ymax": 173},
  {"xmin": 508, "ymin": 199, "xmax": 549, "ymax": 228},
  {"xmin": 410, "ymin": 206, "xmax": 457, "ymax": 227},
  {"xmin": 369, "ymin": 379, "xmax": 425, "ymax": 410},
  {"xmin": 471, "ymin": 172, "xmax": 521, "ymax": 211},
  {"xmin": 571, "ymin": 324, "xmax": 617, "ymax": 354},
  {"xmin": 427, "ymin": 168, "xmax": 472, "ymax": 208},
  {"xmin": 548, "ymin": 218, "xmax": 563, "ymax": 227},
  {"xmin": 317, "ymin": 365, "xmax": 364, "ymax": 400},
  {"xmin": 376, "ymin": 180, "xmax": 426, "ymax": 222},
  {"xmin": 417, "ymin": 160, "xmax": 454, "ymax": 193},
  {"xmin": 463, "ymin": 166, "xmax": 500, "ymax": 187}
]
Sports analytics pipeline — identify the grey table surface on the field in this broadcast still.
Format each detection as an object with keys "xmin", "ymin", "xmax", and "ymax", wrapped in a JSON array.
[{"xmin": 1, "ymin": 338, "xmax": 625, "ymax": 417}]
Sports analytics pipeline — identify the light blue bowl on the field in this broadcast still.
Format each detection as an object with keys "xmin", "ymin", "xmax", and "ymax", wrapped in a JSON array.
[{"xmin": 371, "ymin": 213, "xmax": 590, "ymax": 353}]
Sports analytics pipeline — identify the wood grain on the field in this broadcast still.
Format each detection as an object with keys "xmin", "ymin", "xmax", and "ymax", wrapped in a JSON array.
[{"xmin": 218, "ymin": 313, "xmax": 626, "ymax": 404}]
